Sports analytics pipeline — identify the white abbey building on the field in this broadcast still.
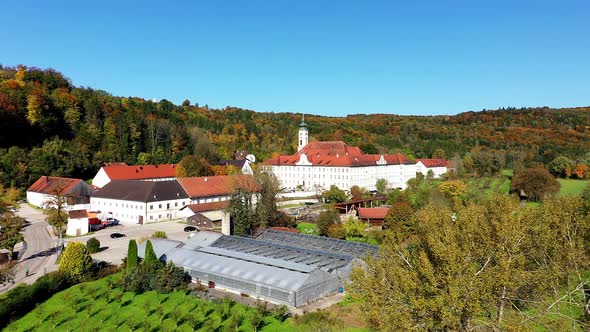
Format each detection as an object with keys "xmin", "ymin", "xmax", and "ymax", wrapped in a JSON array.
[{"xmin": 263, "ymin": 117, "xmax": 418, "ymax": 191}]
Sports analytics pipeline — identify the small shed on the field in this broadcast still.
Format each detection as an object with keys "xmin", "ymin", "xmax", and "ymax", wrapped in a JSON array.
[
  {"xmin": 66, "ymin": 209, "xmax": 89, "ymax": 236},
  {"xmin": 357, "ymin": 207, "xmax": 390, "ymax": 228}
]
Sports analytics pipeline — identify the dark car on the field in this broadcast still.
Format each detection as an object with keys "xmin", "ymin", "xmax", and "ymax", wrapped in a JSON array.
[
  {"xmin": 184, "ymin": 226, "xmax": 197, "ymax": 232},
  {"xmin": 110, "ymin": 232, "xmax": 126, "ymax": 239}
]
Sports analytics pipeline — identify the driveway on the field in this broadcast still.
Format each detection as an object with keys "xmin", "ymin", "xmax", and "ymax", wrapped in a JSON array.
[
  {"xmin": 0, "ymin": 204, "xmax": 58, "ymax": 294},
  {"xmin": 71, "ymin": 220, "xmax": 194, "ymax": 265}
]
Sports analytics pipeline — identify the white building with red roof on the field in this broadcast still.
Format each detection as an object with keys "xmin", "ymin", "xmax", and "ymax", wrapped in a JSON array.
[
  {"xmin": 416, "ymin": 159, "xmax": 449, "ymax": 179},
  {"xmin": 26, "ymin": 176, "xmax": 94, "ymax": 208},
  {"xmin": 92, "ymin": 162, "xmax": 178, "ymax": 188},
  {"xmin": 262, "ymin": 117, "xmax": 417, "ymax": 191}
]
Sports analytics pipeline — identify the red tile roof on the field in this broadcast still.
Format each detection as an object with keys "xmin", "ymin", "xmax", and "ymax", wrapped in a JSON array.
[
  {"xmin": 177, "ymin": 175, "xmax": 259, "ymax": 198},
  {"xmin": 269, "ymin": 227, "xmax": 300, "ymax": 233},
  {"xmin": 417, "ymin": 159, "xmax": 449, "ymax": 167},
  {"xmin": 262, "ymin": 141, "xmax": 414, "ymax": 167},
  {"xmin": 68, "ymin": 209, "xmax": 88, "ymax": 219},
  {"xmin": 102, "ymin": 164, "xmax": 177, "ymax": 181},
  {"xmin": 27, "ymin": 176, "xmax": 82, "ymax": 195},
  {"xmin": 358, "ymin": 207, "xmax": 390, "ymax": 220},
  {"xmin": 185, "ymin": 201, "xmax": 229, "ymax": 213}
]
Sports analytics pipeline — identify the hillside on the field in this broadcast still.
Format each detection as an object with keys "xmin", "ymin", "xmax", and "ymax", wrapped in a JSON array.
[{"xmin": 1, "ymin": 64, "xmax": 589, "ymax": 189}]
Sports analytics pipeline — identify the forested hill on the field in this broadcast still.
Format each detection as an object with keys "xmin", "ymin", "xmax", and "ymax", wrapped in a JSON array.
[{"xmin": 1, "ymin": 65, "xmax": 589, "ymax": 189}]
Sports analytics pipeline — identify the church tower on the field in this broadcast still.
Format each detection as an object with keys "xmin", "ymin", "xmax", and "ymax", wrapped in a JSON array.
[{"xmin": 298, "ymin": 114, "xmax": 308, "ymax": 152}]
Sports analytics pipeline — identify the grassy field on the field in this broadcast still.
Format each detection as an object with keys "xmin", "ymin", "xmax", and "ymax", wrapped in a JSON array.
[
  {"xmin": 296, "ymin": 222, "xmax": 319, "ymax": 235},
  {"xmin": 464, "ymin": 176, "xmax": 511, "ymax": 201},
  {"xmin": 5, "ymin": 274, "xmax": 371, "ymax": 332},
  {"xmin": 558, "ymin": 179, "xmax": 589, "ymax": 196}
]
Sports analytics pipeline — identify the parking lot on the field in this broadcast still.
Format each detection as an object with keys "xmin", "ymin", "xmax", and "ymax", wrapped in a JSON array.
[{"xmin": 70, "ymin": 220, "xmax": 195, "ymax": 265}]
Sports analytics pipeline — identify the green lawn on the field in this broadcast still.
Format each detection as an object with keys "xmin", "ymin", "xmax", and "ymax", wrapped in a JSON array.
[
  {"xmin": 296, "ymin": 222, "xmax": 319, "ymax": 235},
  {"xmin": 558, "ymin": 179, "xmax": 589, "ymax": 196},
  {"xmin": 5, "ymin": 274, "xmax": 371, "ymax": 331}
]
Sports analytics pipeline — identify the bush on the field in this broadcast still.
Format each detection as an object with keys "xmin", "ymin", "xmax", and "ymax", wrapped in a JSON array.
[
  {"xmin": 59, "ymin": 242, "xmax": 93, "ymax": 282},
  {"xmin": 154, "ymin": 262, "xmax": 190, "ymax": 293},
  {"xmin": 0, "ymin": 270, "xmax": 73, "ymax": 328},
  {"xmin": 327, "ymin": 223, "xmax": 346, "ymax": 239},
  {"xmin": 152, "ymin": 231, "xmax": 167, "ymax": 239},
  {"xmin": 86, "ymin": 237, "xmax": 100, "ymax": 253},
  {"xmin": 270, "ymin": 305, "xmax": 289, "ymax": 322},
  {"xmin": 316, "ymin": 208, "xmax": 340, "ymax": 236}
]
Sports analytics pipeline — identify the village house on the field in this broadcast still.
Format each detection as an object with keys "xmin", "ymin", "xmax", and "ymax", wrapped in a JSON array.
[
  {"xmin": 92, "ymin": 162, "xmax": 178, "ymax": 188},
  {"xmin": 416, "ymin": 159, "xmax": 449, "ymax": 178},
  {"xmin": 26, "ymin": 176, "xmax": 94, "ymax": 208}
]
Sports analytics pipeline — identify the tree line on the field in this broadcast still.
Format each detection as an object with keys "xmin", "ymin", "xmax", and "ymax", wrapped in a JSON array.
[{"xmin": 1, "ymin": 65, "xmax": 589, "ymax": 192}]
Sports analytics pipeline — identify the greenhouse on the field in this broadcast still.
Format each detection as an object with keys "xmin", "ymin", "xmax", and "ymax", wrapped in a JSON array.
[{"xmin": 138, "ymin": 230, "xmax": 378, "ymax": 307}]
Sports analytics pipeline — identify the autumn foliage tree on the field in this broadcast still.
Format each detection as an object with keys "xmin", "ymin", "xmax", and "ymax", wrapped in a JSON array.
[
  {"xmin": 349, "ymin": 195, "xmax": 590, "ymax": 331},
  {"xmin": 511, "ymin": 167, "xmax": 560, "ymax": 202}
]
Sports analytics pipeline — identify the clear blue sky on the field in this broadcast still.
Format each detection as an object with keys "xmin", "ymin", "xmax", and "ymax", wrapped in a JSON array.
[{"xmin": 2, "ymin": 0, "xmax": 589, "ymax": 116}]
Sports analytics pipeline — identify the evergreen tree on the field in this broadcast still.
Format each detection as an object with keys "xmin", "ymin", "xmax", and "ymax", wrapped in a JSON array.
[
  {"xmin": 127, "ymin": 239, "xmax": 138, "ymax": 270},
  {"xmin": 142, "ymin": 240, "xmax": 162, "ymax": 270},
  {"xmin": 59, "ymin": 242, "xmax": 92, "ymax": 281}
]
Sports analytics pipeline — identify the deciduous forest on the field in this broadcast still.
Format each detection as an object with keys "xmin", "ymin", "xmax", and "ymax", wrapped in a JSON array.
[{"xmin": 1, "ymin": 65, "xmax": 589, "ymax": 190}]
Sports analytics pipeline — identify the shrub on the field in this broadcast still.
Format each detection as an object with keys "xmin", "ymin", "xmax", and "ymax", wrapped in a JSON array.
[
  {"xmin": 327, "ymin": 223, "xmax": 346, "ymax": 239},
  {"xmin": 127, "ymin": 239, "xmax": 138, "ymax": 270},
  {"xmin": 154, "ymin": 262, "xmax": 190, "ymax": 293},
  {"xmin": 316, "ymin": 208, "xmax": 339, "ymax": 236},
  {"xmin": 0, "ymin": 270, "xmax": 73, "ymax": 328},
  {"xmin": 86, "ymin": 237, "xmax": 100, "ymax": 253},
  {"xmin": 270, "ymin": 305, "xmax": 289, "ymax": 322},
  {"xmin": 59, "ymin": 242, "xmax": 93, "ymax": 282},
  {"xmin": 152, "ymin": 231, "xmax": 167, "ymax": 239}
]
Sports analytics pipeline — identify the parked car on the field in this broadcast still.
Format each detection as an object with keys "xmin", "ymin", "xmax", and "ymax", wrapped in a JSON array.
[
  {"xmin": 88, "ymin": 218, "xmax": 104, "ymax": 231},
  {"xmin": 184, "ymin": 226, "xmax": 197, "ymax": 232},
  {"xmin": 105, "ymin": 218, "xmax": 120, "ymax": 226},
  {"xmin": 110, "ymin": 232, "xmax": 126, "ymax": 239}
]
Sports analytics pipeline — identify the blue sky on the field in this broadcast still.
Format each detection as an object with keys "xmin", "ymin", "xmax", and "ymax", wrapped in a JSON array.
[{"xmin": 2, "ymin": 1, "xmax": 589, "ymax": 116}]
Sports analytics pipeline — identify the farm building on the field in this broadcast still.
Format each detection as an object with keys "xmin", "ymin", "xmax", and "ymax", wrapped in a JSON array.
[
  {"xmin": 26, "ymin": 176, "xmax": 94, "ymax": 208},
  {"xmin": 138, "ymin": 230, "xmax": 378, "ymax": 307}
]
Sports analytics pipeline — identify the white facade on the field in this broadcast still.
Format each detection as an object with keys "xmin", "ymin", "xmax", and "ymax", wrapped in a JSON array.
[
  {"xmin": 90, "ymin": 197, "xmax": 190, "ymax": 225},
  {"xmin": 26, "ymin": 191, "xmax": 50, "ymax": 208},
  {"xmin": 92, "ymin": 168, "xmax": 111, "ymax": 188},
  {"xmin": 267, "ymin": 157, "xmax": 416, "ymax": 191},
  {"xmin": 66, "ymin": 217, "xmax": 89, "ymax": 236},
  {"xmin": 416, "ymin": 161, "xmax": 448, "ymax": 179}
]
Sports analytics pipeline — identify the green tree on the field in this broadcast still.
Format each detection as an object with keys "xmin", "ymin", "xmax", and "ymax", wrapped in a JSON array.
[
  {"xmin": 327, "ymin": 223, "xmax": 346, "ymax": 239},
  {"xmin": 321, "ymin": 185, "xmax": 347, "ymax": 203},
  {"xmin": 384, "ymin": 201, "xmax": 414, "ymax": 237},
  {"xmin": 142, "ymin": 240, "xmax": 163, "ymax": 270},
  {"xmin": 44, "ymin": 192, "xmax": 68, "ymax": 248},
  {"xmin": 375, "ymin": 179, "xmax": 388, "ymax": 194},
  {"xmin": 316, "ymin": 208, "xmax": 340, "ymax": 236},
  {"xmin": 59, "ymin": 242, "xmax": 93, "ymax": 281},
  {"xmin": 511, "ymin": 167, "xmax": 560, "ymax": 202},
  {"xmin": 344, "ymin": 216, "xmax": 365, "ymax": 238},
  {"xmin": 548, "ymin": 155, "xmax": 576, "ymax": 178},
  {"xmin": 86, "ymin": 237, "xmax": 100, "ymax": 253},
  {"xmin": 254, "ymin": 170, "xmax": 280, "ymax": 228},
  {"xmin": 349, "ymin": 195, "xmax": 590, "ymax": 331},
  {"xmin": 176, "ymin": 155, "xmax": 214, "ymax": 177},
  {"xmin": 0, "ymin": 213, "xmax": 24, "ymax": 261},
  {"xmin": 127, "ymin": 239, "xmax": 138, "ymax": 270},
  {"xmin": 152, "ymin": 231, "xmax": 167, "ymax": 239},
  {"xmin": 228, "ymin": 189, "xmax": 256, "ymax": 236}
]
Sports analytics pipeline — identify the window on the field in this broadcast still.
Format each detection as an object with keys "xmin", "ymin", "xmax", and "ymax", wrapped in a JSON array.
[
  {"xmin": 174, "ymin": 202, "xmax": 178, "ymax": 207},
  {"xmin": 149, "ymin": 216, "xmax": 153, "ymax": 220},
  {"xmin": 149, "ymin": 205, "xmax": 153, "ymax": 210},
  {"xmin": 158, "ymin": 204, "xmax": 162, "ymax": 209}
]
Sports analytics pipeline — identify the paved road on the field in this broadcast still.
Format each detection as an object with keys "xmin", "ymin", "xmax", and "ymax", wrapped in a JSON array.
[{"xmin": 0, "ymin": 204, "xmax": 58, "ymax": 294}]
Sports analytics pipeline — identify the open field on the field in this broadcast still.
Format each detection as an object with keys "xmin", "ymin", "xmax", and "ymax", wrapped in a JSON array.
[
  {"xmin": 558, "ymin": 179, "xmax": 589, "ymax": 196},
  {"xmin": 4, "ymin": 274, "xmax": 371, "ymax": 331}
]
